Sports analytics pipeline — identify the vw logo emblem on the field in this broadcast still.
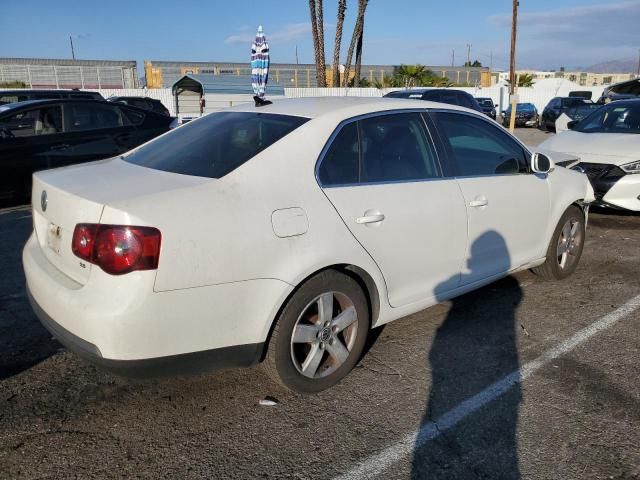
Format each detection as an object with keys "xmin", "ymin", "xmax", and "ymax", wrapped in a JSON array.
[{"xmin": 41, "ymin": 190, "xmax": 48, "ymax": 212}]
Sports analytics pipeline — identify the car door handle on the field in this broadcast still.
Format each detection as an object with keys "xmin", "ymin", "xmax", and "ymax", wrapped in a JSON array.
[
  {"xmin": 356, "ymin": 213, "xmax": 385, "ymax": 224},
  {"xmin": 50, "ymin": 144, "xmax": 71, "ymax": 151},
  {"xmin": 469, "ymin": 198, "xmax": 488, "ymax": 207}
]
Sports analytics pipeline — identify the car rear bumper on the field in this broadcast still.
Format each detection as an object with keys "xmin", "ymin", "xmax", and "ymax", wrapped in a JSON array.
[
  {"xmin": 23, "ymin": 232, "xmax": 292, "ymax": 371},
  {"xmin": 27, "ymin": 286, "xmax": 264, "ymax": 377}
]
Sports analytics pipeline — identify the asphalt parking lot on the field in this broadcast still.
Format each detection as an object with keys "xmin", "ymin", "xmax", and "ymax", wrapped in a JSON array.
[{"xmin": 1, "ymin": 128, "xmax": 639, "ymax": 479}]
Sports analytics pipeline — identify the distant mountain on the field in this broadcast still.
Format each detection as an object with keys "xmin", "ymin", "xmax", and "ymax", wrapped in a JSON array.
[{"xmin": 581, "ymin": 59, "xmax": 637, "ymax": 73}]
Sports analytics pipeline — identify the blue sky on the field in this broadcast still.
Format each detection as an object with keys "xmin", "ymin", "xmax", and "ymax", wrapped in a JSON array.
[{"xmin": 1, "ymin": 0, "xmax": 639, "ymax": 71}]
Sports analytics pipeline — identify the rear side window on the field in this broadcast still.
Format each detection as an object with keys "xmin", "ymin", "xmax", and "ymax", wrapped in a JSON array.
[
  {"xmin": 434, "ymin": 112, "xmax": 530, "ymax": 176},
  {"xmin": 124, "ymin": 112, "xmax": 309, "ymax": 178},
  {"xmin": 120, "ymin": 107, "xmax": 145, "ymax": 125},
  {"xmin": 318, "ymin": 122, "xmax": 359, "ymax": 185},
  {"xmin": 65, "ymin": 103, "xmax": 124, "ymax": 131},
  {"xmin": 0, "ymin": 95, "xmax": 28, "ymax": 104}
]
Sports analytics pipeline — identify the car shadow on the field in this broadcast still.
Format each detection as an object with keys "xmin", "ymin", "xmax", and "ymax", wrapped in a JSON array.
[
  {"xmin": 411, "ymin": 230, "xmax": 523, "ymax": 479},
  {"xmin": 0, "ymin": 210, "xmax": 60, "ymax": 380}
]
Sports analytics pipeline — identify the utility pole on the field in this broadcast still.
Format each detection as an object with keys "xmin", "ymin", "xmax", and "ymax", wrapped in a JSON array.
[
  {"xmin": 466, "ymin": 43, "xmax": 471, "ymax": 66},
  {"xmin": 451, "ymin": 49, "xmax": 455, "ymax": 67},
  {"xmin": 490, "ymin": 49, "xmax": 493, "ymax": 71},
  {"xmin": 508, "ymin": 0, "xmax": 519, "ymax": 133},
  {"xmin": 69, "ymin": 35, "xmax": 76, "ymax": 60},
  {"xmin": 637, "ymin": 48, "xmax": 640, "ymax": 78},
  {"xmin": 295, "ymin": 44, "xmax": 299, "ymax": 65}
]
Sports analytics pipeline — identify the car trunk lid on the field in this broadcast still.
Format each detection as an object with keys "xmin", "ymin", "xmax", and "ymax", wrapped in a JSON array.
[{"xmin": 31, "ymin": 157, "xmax": 212, "ymax": 285}]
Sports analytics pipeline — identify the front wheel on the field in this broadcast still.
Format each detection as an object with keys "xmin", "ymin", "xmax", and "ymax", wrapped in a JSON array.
[
  {"xmin": 532, "ymin": 205, "xmax": 585, "ymax": 280},
  {"xmin": 263, "ymin": 270, "xmax": 369, "ymax": 393}
]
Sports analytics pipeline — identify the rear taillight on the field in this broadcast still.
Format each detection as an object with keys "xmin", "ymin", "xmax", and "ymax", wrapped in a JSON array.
[{"xmin": 72, "ymin": 224, "xmax": 161, "ymax": 275}]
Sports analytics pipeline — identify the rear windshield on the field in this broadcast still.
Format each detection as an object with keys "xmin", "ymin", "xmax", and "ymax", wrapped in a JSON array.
[{"xmin": 124, "ymin": 111, "xmax": 309, "ymax": 178}]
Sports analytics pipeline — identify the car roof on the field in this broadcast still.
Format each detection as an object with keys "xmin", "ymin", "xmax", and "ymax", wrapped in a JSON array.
[
  {"xmin": 0, "ymin": 89, "xmax": 99, "ymax": 95},
  {"xmin": 109, "ymin": 96, "xmax": 159, "ymax": 101},
  {"xmin": 0, "ymin": 98, "xmax": 160, "ymax": 115},
  {"xmin": 228, "ymin": 96, "xmax": 478, "ymax": 120}
]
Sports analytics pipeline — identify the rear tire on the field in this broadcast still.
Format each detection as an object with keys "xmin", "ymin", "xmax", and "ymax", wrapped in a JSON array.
[
  {"xmin": 532, "ymin": 205, "xmax": 585, "ymax": 280},
  {"xmin": 263, "ymin": 270, "xmax": 369, "ymax": 393}
]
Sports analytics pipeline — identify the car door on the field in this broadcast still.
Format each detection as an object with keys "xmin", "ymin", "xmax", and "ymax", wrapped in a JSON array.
[
  {"xmin": 318, "ymin": 111, "xmax": 468, "ymax": 307},
  {"xmin": 547, "ymin": 98, "xmax": 561, "ymax": 125},
  {"xmin": 430, "ymin": 110, "xmax": 550, "ymax": 285},
  {"xmin": 0, "ymin": 104, "xmax": 63, "ymax": 204}
]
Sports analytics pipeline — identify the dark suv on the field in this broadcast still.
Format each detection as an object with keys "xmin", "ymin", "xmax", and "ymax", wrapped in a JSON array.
[
  {"xmin": 108, "ymin": 96, "xmax": 170, "ymax": 116},
  {"xmin": 384, "ymin": 89, "xmax": 483, "ymax": 113},
  {"xmin": 540, "ymin": 97, "xmax": 589, "ymax": 131},
  {"xmin": 0, "ymin": 89, "xmax": 103, "ymax": 106}
]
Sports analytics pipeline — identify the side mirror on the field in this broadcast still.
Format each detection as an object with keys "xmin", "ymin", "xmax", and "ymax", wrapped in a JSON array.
[
  {"xmin": 567, "ymin": 120, "xmax": 578, "ymax": 130},
  {"xmin": 531, "ymin": 152, "xmax": 553, "ymax": 174},
  {"xmin": 494, "ymin": 104, "xmax": 499, "ymax": 108}
]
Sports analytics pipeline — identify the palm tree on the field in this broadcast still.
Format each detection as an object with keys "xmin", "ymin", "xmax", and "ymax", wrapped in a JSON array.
[
  {"xmin": 308, "ymin": 0, "xmax": 327, "ymax": 87},
  {"xmin": 396, "ymin": 64, "xmax": 427, "ymax": 88},
  {"xmin": 331, "ymin": 0, "xmax": 347, "ymax": 87},
  {"xmin": 373, "ymin": 74, "xmax": 399, "ymax": 89},
  {"xmin": 518, "ymin": 73, "xmax": 534, "ymax": 87},
  {"xmin": 342, "ymin": 0, "xmax": 368, "ymax": 87}
]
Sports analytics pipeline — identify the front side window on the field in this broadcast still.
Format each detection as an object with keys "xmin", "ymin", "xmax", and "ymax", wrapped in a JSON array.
[
  {"xmin": 120, "ymin": 107, "xmax": 145, "ymax": 125},
  {"xmin": 125, "ymin": 112, "xmax": 309, "ymax": 178},
  {"xmin": 0, "ymin": 105, "xmax": 63, "ymax": 137},
  {"xmin": 434, "ymin": 112, "xmax": 530, "ymax": 176}
]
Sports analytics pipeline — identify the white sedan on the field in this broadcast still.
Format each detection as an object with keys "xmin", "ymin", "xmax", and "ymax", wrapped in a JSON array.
[
  {"xmin": 23, "ymin": 97, "xmax": 594, "ymax": 393},
  {"xmin": 541, "ymin": 99, "xmax": 640, "ymax": 211}
]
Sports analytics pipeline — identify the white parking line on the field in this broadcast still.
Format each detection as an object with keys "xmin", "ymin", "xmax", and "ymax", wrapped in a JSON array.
[{"xmin": 335, "ymin": 293, "xmax": 640, "ymax": 480}]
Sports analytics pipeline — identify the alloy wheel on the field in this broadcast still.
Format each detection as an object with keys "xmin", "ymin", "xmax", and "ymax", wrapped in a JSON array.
[
  {"xmin": 556, "ymin": 218, "xmax": 583, "ymax": 270},
  {"xmin": 290, "ymin": 291, "xmax": 358, "ymax": 379}
]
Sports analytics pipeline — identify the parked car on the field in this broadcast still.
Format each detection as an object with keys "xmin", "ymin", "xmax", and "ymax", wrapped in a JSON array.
[
  {"xmin": 540, "ymin": 99, "xmax": 640, "ymax": 212},
  {"xmin": 502, "ymin": 103, "xmax": 539, "ymax": 127},
  {"xmin": 0, "ymin": 89, "xmax": 103, "ymax": 106},
  {"xmin": 597, "ymin": 78, "xmax": 640, "ymax": 104},
  {"xmin": 475, "ymin": 97, "xmax": 497, "ymax": 119},
  {"xmin": 384, "ymin": 88, "xmax": 484, "ymax": 113},
  {"xmin": 540, "ymin": 97, "xmax": 589, "ymax": 131},
  {"xmin": 24, "ymin": 97, "xmax": 594, "ymax": 393},
  {"xmin": 108, "ymin": 96, "xmax": 170, "ymax": 116},
  {"xmin": 0, "ymin": 99, "xmax": 173, "ymax": 206},
  {"xmin": 555, "ymin": 103, "xmax": 603, "ymax": 133}
]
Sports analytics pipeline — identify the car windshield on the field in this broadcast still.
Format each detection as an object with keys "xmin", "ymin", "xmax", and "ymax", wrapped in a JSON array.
[
  {"xmin": 506, "ymin": 103, "xmax": 535, "ymax": 112},
  {"xmin": 477, "ymin": 99, "xmax": 494, "ymax": 107},
  {"xmin": 574, "ymin": 102, "xmax": 640, "ymax": 134},
  {"xmin": 124, "ymin": 111, "xmax": 309, "ymax": 178},
  {"xmin": 565, "ymin": 104, "xmax": 602, "ymax": 121}
]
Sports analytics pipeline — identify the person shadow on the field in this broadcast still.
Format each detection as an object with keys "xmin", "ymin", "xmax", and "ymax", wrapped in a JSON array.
[{"xmin": 411, "ymin": 230, "xmax": 523, "ymax": 479}]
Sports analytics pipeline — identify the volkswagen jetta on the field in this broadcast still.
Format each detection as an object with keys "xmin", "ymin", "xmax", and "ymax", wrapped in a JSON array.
[{"xmin": 23, "ymin": 97, "xmax": 594, "ymax": 393}]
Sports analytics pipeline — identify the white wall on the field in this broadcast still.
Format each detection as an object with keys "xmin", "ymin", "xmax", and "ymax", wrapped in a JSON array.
[{"xmin": 15, "ymin": 84, "xmax": 606, "ymax": 119}]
